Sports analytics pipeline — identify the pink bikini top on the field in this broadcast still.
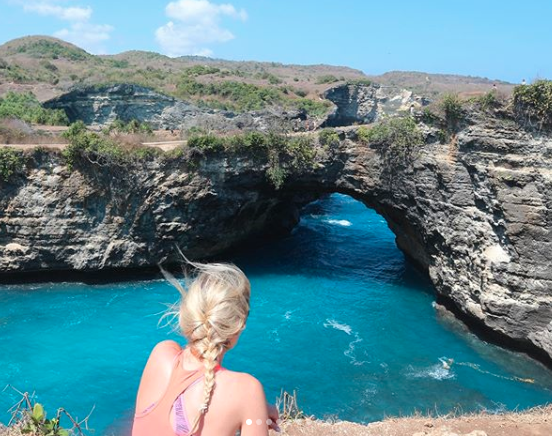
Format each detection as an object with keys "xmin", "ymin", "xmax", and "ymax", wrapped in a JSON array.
[{"xmin": 132, "ymin": 350, "xmax": 225, "ymax": 436}]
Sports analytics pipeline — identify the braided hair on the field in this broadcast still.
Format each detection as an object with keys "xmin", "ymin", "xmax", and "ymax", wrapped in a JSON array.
[{"xmin": 161, "ymin": 259, "xmax": 250, "ymax": 434}]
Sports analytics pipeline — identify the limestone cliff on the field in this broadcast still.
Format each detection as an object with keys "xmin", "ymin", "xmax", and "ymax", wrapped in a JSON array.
[
  {"xmin": 322, "ymin": 82, "xmax": 428, "ymax": 127},
  {"xmin": 0, "ymin": 112, "xmax": 551, "ymax": 366},
  {"xmin": 43, "ymin": 83, "xmax": 308, "ymax": 131}
]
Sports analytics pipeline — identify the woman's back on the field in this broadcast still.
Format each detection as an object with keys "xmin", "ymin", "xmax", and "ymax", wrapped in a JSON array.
[
  {"xmin": 133, "ymin": 341, "xmax": 272, "ymax": 436},
  {"xmin": 132, "ymin": 260, "xmax": 277, "ymax": 435}
]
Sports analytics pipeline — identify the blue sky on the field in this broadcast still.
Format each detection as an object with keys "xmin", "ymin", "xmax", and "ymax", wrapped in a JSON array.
[{"xmin": 0, "ymin": 0, "xmax": 550, "ymax": 83}]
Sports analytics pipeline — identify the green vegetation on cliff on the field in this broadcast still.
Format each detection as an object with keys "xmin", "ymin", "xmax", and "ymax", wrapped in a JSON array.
[
  {"xmin": 61, "ymin": 121, "xmax": 159, "ymax": 170},
  {"xmin": 103, "ymin": 119, "xmax": 153, "ymax": 135},
  {"xmin": 184, "ymin": 131, "xmax": 318, "ymax": 189},
  {"xmin": 318, "ymin": 128, "xmax": 341, "ymax": 147},
  {"xmin": 0, "ymin": 147, "xmax": 24, "ymax": 182},
  {"xmin": 361, "ymin": 117, "xmax": 424, "ymax": 149},
  {"xmin": 514, "ymin": 80, "xmax": 552, "ymax": 128},
  {"xmin": 175, "ymin": 76, "xmax": 331, "ymax": 116},
  {"xmin": 0, "ymin": 92, "xmax": 69, "ymax": 125},
  {"xmin": 60, "ymin": 120, "xmax": 321, "ymax": 189}
]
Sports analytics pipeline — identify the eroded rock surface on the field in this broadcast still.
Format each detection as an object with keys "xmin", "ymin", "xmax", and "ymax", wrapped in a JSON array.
[
  {"xmin": 0, "ymin": 114, "xmax": 551, "ymax": 365},
  {"xmin": 322, "ymin": 83, "xmax": 428, "ymax": 127},
  {"xmin": 43, "ymin": 83, "xmax": 309, "ymax": 131}
]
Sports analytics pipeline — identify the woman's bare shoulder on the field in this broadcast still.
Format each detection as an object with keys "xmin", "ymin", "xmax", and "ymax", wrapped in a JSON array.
[
  {"xmin": 217, "ymin": 369, "xmax": 265, "ymax": 395},
  {"xmin": 135, "ymin": 341, "xmax": 183, "ymax": 412},
  {"xmin": 142, "ymin": 341, "xmax": 182, "ymax": 377},
  {"xmin": 151, "ymin": 340, "xmax": 182, "ymax": 356}
]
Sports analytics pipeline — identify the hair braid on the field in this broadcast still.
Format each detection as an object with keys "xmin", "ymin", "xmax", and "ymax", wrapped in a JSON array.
[
  {"xmin": 160, "ymin": 258, "xmax": 251, "ymax": 434},
  {"xmin": 189, "ymin": 321, "xmax": 223, "ymax": 434}
]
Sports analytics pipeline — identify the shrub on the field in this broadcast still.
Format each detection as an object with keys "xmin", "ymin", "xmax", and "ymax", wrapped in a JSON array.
[
  {"xmin": 287, "ymin": 136, "xmax": 316, "ymax": 168},
  {"xmin": 0, "ymin": 147, "xmax": 25, "ymax": 181},
  {"xmin": 348, "ymin": 78, "xmax": 372, "ymax": 86},
  {"xmin": 421, "ymin": 107, "xmax": 440, "ymax": 125},
  {"xmin": 184, "ymin": 65, "xmax": 220, "ymax": 77},
  {"xmin": 4, "ymin": 389, "xmax": 88, "ymax": 436},
  {"xmin": 513, "ymin": 80, "xmax": 552, "ymax": 128},
  {"xmin": 294, "ymin": 98, "xmax": 331, "ymax": 118},
  {"xmin": 316, "ymin": 75, "xmax": 339, "ymax": 84},
  {"xmin": 187, "ymin": 134, "xmax": 225, "ymax": 151},
  {"xmin": 268, "ymin": 74, "xmax": 282, "ymax": 85},
  {"xmin": 266, "ymin": 164, "xmax": 287, "ymax": 190},
  {"xmin": 363, "ymin": 117, "xmax": 424, "ymax": 149},
  {"xmin": 21, "ymin": 403, "xmax": 70, "ymax": 436},
  {"xmin": 318, "ymin": 128, "xmax": 340, "ymax": 147},
  {"xmin": 440, "ymin": 93, "xmax": 464, "ymax": 125},
  {"xmin": 0, "ymin": 92, "xmax": 69, "ymax": 125},
  {"xmin": 105, "ymin": 119, "xmax": 153, "ymax": 135},
  {"xmin": 109, "ymin": 60, "xmax": 129, "ymax": 69},
  {"xmin": 39, "ymin": 59, "xmax": 58, "ymax": 72},
  {"xmin": 62, "ymin": 121, "xmax": 127, "ymax": 169},
  {"xmin": 62, "ymin": 120, "xmax": 87, "ymax": 138},
  {"xmin": 476, "ymin": 91, "xmax": 498, "ymax": 111},
  {"xmin": 232, "ymin": 131, "xmax": 267, "ymax": 149},
  {"xmin": 356, "ymin": 126, "xmax": 370, "ymax": 144}
]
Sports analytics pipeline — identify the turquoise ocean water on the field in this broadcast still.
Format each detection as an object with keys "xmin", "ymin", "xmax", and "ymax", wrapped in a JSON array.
[{"xmin": 1, "ymin": 194, "xmax": 551, "ymax": 435}]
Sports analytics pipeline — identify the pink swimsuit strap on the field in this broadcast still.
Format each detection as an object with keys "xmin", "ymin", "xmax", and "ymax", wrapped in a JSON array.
[
  {"xmin": 136, "ymin": 353, "xmax": 226, "ymax": 436},
  {"xmin": 172, "ymin": 366, "xmax": 226, "ymax": 435}
]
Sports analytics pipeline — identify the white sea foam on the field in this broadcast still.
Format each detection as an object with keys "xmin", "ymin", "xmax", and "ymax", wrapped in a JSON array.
[
  {"xmin": 325, "ymin": 219, "xmax": 352, "ymax": 227},
  {"xmin": 283, "ymin": 310, "xmax": 293, "ymax": 320},
  {"xmin": 407, "ymin": 362, "xmax": 455, "ymax": 380},
  {"xmin": 324, "ymin": 319, "xmax": 368, "ymax": 365},
  {"xmin": 323, "ymin": 319, "xmax": 352, "ymax": 335},
  {"xmin": 345, "ymin": 332, "xmax": 369, "ymax": 366}
]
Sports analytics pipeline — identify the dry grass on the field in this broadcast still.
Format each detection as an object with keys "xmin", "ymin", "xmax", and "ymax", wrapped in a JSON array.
[{"xmin": 271, "ymin": 405, "xmax": 552, "ymax": 436}]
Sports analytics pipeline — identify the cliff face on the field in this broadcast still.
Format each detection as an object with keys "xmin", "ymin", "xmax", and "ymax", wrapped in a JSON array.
[
  {"xmin": 322, "ymin": 83, "xmax": 427, "ymax": 127},
  {"xmin": 1, "ymin": 115, "xmax": 551, "ymax": 365},
  {"xmin": 43, "ymin": 84, "xmax": 307, "ymax": 131}
]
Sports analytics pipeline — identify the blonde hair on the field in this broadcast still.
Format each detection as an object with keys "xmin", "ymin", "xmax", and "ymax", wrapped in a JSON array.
[{"xmin": 160, "ymin": 256, "xmax": 251, "ymax": 434}]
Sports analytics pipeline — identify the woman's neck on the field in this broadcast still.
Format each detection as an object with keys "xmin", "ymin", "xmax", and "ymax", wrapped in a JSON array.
[{"xmin": 186, "ymin": 345, "xmax": 225, "ymax": 366}]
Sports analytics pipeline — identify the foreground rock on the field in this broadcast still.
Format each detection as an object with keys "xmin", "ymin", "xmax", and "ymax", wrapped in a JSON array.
[{"xmin": 0, "ymin": 110, "xmax": 551, "ymax": 365}]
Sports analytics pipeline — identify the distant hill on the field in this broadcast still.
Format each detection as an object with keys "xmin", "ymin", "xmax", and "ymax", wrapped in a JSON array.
[
  {"xmin": 368, "ymin": 71, "xmax": 514, "ymax": 97},
  {"xmin": 0, "ymin": 35, "xmax": 514, "ymax": 107}
]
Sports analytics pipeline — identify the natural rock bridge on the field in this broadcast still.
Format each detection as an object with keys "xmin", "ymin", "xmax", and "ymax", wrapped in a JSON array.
[{"xmin": 1, "ymin": 115, "xmax": 551, "ymax": 366}]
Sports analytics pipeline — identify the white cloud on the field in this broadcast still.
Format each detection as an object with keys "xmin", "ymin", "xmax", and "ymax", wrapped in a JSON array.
[
  {"xmin": 16, "ymin": 1, "xmax": 113, "ymax": 54},
  {"xmin": 54, "ymin": 22, "xmax": 114, "ymax": 54},
  {"xmin": 23, "ymin": 2, "xmax": 92, "ymax": 21},
  {"xmin": 156, "ymin": 0, "xmax": 247, "ymax": 57}
]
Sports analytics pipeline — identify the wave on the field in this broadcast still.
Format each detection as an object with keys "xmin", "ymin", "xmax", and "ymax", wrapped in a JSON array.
[
  {"xmin": 324, "ymin": 219, "xmax": 353, "ymax": 227},
  {"xmin": 345, "ymin": 332, "xmax": 369, "ymax": 366},
  {"xmin": 324, "ymin": 319, "xmax": 368, "ymax": 365},
  {"xmin": 323, "ymin": 319, "xmax": 352, "ymax": 335},
  {"xmin": 406, "ymin": 360, "xmax": 456, "ymax": 381}
]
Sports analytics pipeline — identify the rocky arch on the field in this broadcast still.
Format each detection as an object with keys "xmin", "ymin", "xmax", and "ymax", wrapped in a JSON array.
[{"xmin": 0, "ymin": 118, "xmax": 551, "ymax": 366}]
